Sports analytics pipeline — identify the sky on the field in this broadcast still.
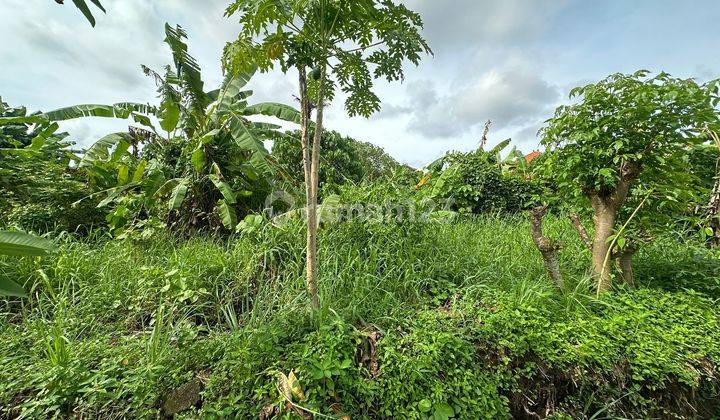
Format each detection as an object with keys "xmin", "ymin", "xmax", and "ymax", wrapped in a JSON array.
[{"xmin": 2, "ymin": 0, "xmax": 720, "ymax": 167}]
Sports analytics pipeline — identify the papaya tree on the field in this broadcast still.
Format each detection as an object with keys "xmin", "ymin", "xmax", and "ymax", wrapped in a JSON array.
[
  {"xmin": 539, "ymin": 71, "xmax": 720, "ymax": 292},
  {"xmin": 225, "ymin": 0, "xmax": 431, "ymax": 308}
]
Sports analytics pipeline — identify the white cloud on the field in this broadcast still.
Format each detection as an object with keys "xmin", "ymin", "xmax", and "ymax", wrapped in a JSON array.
[
  {"xmin": 405, "ymin": 0, "xmax": 570, "ymax": 52},
  {"xmin": 395, "ymin": 65, "xmax": 560, "ymax": 140}
]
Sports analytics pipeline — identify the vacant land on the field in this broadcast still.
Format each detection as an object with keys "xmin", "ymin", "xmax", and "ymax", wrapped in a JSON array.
[{"xmin": 2, "ymin": 217, "xmax": 719, "ymax": 418}]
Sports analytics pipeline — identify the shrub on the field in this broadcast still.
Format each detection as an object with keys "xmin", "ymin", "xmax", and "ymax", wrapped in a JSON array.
[{"xmin": 417, "ymin": 150, "xmax": 538, "ymax": 215}]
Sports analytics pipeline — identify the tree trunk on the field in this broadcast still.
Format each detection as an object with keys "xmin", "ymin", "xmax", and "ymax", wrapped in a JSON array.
[
  {"xmin": 304, "ymin": 66, "xmax": 326, "ymax": 310},
  {"xmin": 616, "ymin": 247, "xmax": 637, "ymax": 287},
  {"xmin": 589, "ymin": 162, "xmax": 639, "ymax": 293},
  {"xmin": 707, "ymin": 176, "xmax": 720, "ymax": 248},
  {"xmin": 590, "ymin": 197, "xmax": 617, "ymax": 293},
  {"xmin": 707, "ymin": 131, "xmax": 720, "ymax": 248},
  {"xmin": 298, "ymin": 68, "xmax": 312, "ymax": 205},
  {"xmin": 298, "ymin": 66, "xmax": 320, "ymax": 309},
  {"xmin": 530, "ymin": 206, "xmax": 564, "ymax": 289}
]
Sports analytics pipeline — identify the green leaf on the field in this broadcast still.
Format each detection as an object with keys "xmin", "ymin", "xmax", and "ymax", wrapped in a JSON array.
[
  {"xmin": 217, "ymin": 199, "xmax": 238, "ymax": 229},
  {"xmin": 0, "ymin": 231, "xmax": 53, "ymax": 257},
  {"xmin": 29, "ymin": 123, "xmax": 59, "ymax": 150},
  {"xmin": 0, "ymin": 115, "xmax": 49, "ymax": 126},
  {"xmin": 199, "ymin": 129, "xmax": 220, "ymax": 145},
  {"xmin": 80, "ymin": 133, "xmax": 132, "ymax": 167},
  {"xmin": 191, "ymin": 147, "xmax": 206, "ymax": 172},
  {"xmin": 209, "ymin": 175, "xmax": 237, "ymax": 204},
  {"xmin": 489, "ymin": 138, "xmax": 512, "ymax": 155},
  {"xmin": 227, "ymin": 110, "xmax": 273, "ymax": 175},
  {"xmin": 245, "ymin": 102, "xmax": 302, "ymax": 124},
  {"xmin": 0, "ymin": 277, "xmax": 27, "ymax": 298},
  {"xmin": 110, "ymin": 140, "xmax": 131, "ymax": 162},
  {"xmin": 88, "ymin": 0, "xmax": 105, "ymax": 12},
  {"xmin": 158, "ymin": 99, "xmax": 180, "ymax": 133},
  {"xmin": 617, "ymin": 237, "xmax": 626, "ymax": 249},
  {"xmin": 169, "ymin": 182, "xmax": 189, "ymax": 210},
  {"xmin": 71, "ymin": 0, "xmax": 99, "ymax": 26},
  {"xmin": 418, "ymin": 399, "xmax": 432, "ymax": 413},
  {"xmin": 131, "ymin": 112, "xmax": 156, "ymax": 131},
  {"xmin": 154, "ymin": 178, "xmax": 183, "ymax": 198},
  {"xmin": 96, "ymin": 183, "xmax": 140, "ymax": 208},
  {"xmin": 133, "ymin": 159, "xmax": 148, "ymax": 183},
  {"xmin": 217, "ymin": 70, "xmax": 256, "ymax": 112},
  {"xmin": 117, "ymin": 164, "xmax": 130, "ymax": 184},
  {"xmin": 164, "ymin": 24, "xmax": 206, "ymax": 114},
  {"xmin": 43, "ymin": 103, "xmax": 148, "ymax": 121},
  {"xmin": 433, "ymin": 402, "xmax": 455, "ymax": 419}
]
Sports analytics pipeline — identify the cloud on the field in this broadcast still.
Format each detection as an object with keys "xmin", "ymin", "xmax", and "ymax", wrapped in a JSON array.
[
  {"xmin": 454, "ymin": 68, "xmax": 559, "ymax": 126},
  {"xmin": 405, "ymin": 0, "xmax": 570, "ymax": 52},
  {"xmin": 399, "ymin": 66, "xmax": 560, "ymax": 139}
]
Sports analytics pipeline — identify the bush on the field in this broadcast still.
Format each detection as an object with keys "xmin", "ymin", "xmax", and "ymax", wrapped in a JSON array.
[
  {"xmin": 272, "ymin": 129, "xmax": 406, "ymax": 195},
  {"xmin": 1, "ymin": 159, "xmax": 106, "ymax": 234},
  {"xmin": 418, "ymin": 150, "xmax": 539, "ymax": 215}
]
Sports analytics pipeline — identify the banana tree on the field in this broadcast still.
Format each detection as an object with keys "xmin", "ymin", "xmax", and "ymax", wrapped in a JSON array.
[
  {"xmin": 123, "ymin": 24, "xmax": 301, "ymax": 231},
  {"xmin": 0, "ymin": 231, "xmax": 53, "ymax": 297},
  {"xmin": 25, "ymin": 23, "xmax": 300, "ymax": 233}
]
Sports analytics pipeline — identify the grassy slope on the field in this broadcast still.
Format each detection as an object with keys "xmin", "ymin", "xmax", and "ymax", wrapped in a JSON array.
[{"xmin": 1, "ymin": 217, "xmax": 719, "ymax": 418}]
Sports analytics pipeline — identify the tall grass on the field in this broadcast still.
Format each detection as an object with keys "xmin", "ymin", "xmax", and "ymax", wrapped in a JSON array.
[{"xmin": 1, "ymin": 215, "xmax": 718, "ymax": 417}]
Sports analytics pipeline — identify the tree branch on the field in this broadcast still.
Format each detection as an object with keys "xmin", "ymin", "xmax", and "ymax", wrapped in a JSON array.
[{"xmin": 568, "ymin": 213, "xmax": 592, "ymax": 251}]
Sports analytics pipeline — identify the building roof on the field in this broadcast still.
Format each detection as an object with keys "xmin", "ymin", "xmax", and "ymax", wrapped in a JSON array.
[{"xmin": 524, "ymin": 150, "xmax": 541, "ymax": 163}]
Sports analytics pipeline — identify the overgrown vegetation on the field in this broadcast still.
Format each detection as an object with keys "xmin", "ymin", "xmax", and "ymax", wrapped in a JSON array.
[
  {"xmin": 3, "ymin": 0, "xmax": 720, "ymax": 418},
  {"xmin": 1, "ymin": 216, "xmax": 719, "ymax": 418}
]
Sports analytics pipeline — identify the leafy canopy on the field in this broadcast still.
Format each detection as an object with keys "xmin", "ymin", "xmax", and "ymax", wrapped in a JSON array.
[
  {"xmin": 540, "ymin": 71, "xmax": 720, "ymax": 202},
  {"xmin": 224, "ymin": 0, "xmax": 431, "ymax": 117}
]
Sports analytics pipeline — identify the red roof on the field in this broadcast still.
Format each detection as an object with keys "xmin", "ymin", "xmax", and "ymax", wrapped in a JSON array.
[{"xmin": 524, "ymin": 150, "xmax": 541, "ymax": 163}]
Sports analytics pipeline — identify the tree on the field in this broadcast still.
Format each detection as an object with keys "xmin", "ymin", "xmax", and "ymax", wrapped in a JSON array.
[
  {"xmin": 539, "ymin": 71, "xmax": 720, "ymax": 292},
  {"xmin": 0, "ymin": 99, "xmax": 106, "ymax": 233},
  {"xmin": 352, "ymin": 139, "xmax": 404, "ymax": 181},
  {"xmin": 10, "ymin": 24, "xmax": 296, "ymax": 235},
  {"xmin": 702, "ymin": 131, "xmax": 720, "ymax": 247},
  {"xmin": 272, "ymin": 129, "xmax": 382, "ymax": 191},
  {"xmin": 225, "ymin": 0, "xmax": 431, "ymax": 308},
  {"xmin": 416, "ymin": 142, "xmax": 538, "ymax": 215}
]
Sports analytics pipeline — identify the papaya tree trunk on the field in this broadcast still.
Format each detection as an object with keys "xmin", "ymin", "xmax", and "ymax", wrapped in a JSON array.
[
  {"xmin": 530, "ymin": 206, "xmax": 564, "ymax": 289},
  {"xmin": 304, "ymin": 65, "xmax": 326, "ymax": 310},
  {"xmin": 298, "ymin": 68, "xmax": 312, "ymax": 207},
  {"xmin": 616, "ymin": 246, "xmax": 637, "ymax": 287},
  {"xmin": 707, "ymin": 175, "xmax": 720, "ymax": 248},
  {"xmin": 298, "ymin": 66, "xmax": 320, "ymax": 309}
]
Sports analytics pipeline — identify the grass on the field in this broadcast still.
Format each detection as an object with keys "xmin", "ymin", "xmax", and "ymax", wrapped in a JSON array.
[{"xmin": 1, "ymin": 215, "xmax": 719, "ymax": 418}]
